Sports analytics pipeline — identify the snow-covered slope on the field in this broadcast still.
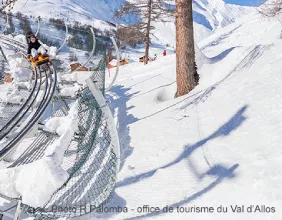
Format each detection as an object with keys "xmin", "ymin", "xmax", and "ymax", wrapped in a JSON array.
[
  {"xmin": 198, "ymin": 13, "xmax": 281, "ymax": 58},
  {"xmin": 1, "ymin": 1, "xmax": 281, "ymax": 220},
  {"xmin": 5, "ymin": 0, "xmax": 255, "ymax": 47},
  {"xmin": 142, "ymin": 0, "xmax": 255, "ymax": 50},
  {"xmin": 194, "ymin": 0, "xmax": 255, "ymax": 30},
  {"xmin": 10, "ymin": 0, "xmax": 122, "ymax": 23},
  {"xmin": 75, "ymin": 7, "xmax": 282, "ymax": 220}
]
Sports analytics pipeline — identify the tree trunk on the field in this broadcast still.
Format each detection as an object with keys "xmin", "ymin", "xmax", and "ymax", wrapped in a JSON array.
[
  {"xmin": 175, "ymin": 0, "xmax": 197, "ymax": 97},
  {"xmin": 144, "ymin": 0, "xmax": 152, "ymax": 65}
]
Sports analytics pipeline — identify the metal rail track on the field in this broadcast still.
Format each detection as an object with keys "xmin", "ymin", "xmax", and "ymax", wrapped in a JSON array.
[{"xmin": 0, "ymin": 38, "xmax": 57, "ymax": 161}]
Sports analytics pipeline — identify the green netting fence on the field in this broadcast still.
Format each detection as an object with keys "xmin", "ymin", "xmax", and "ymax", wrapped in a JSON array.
[{"xmin": 21, "ymin": 41, "xmax": 119, "ymax": 218}]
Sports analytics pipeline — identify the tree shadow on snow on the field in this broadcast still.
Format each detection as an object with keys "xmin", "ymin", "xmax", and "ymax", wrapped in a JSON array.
[
  {"xmin": 106, "ymin": 85, "xmax": 140, "ymax": 171},
  {"xmin": 75, "ymin": 192, "xmax": 127, "ymax": 220},
  {"xmin": 116, "ymin": 105, "xmax": 247, "ymax": 189},
  {"xmin": 125, "ymin": 164, "xmax": 239, "ymax": 220},
  {"xmin": 120, "ymin": 106, "xmax": 248, "ymax": 219}
]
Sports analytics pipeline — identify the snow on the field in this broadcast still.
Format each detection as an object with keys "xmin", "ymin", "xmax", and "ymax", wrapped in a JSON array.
[
  {"xmin": 5, "ymin": 89, "xmax": 24, "ymax": 104},
  {"xmin": 194, "ymin": 0, "xmax": 255, "ymax": 30},
  {"xmin": 1, "ymin": 57, "xmax": 33, "ymax": 104},
  {"xmin": 75, "ymin": 71, "xmax": 93, "ymax": 85},
  {"xmin": 9, "ymin": 58, "xmax": 30, "ymax": 69},
  {"xmin": 60, "ymin": 72, "xmax": 78, "ymax": 82},
  {"xmin": 15, "ymin": 154, "xmax": 69, "ymax": 207},
  {"xmin": 7, "ymin": 0, "xmax": 122, "ymax": 32},
  {"xmin": 14, "ymin": 81, "xmax": 32, "ymax": 90},
  {"xmin": 58, "ymin": 83, "xmax": 81, "ymax": 98},
  {"xmin": 13, "ymin": 34, "xmax": 27, "ymax": 45},
  {"xmin": 10, "ymin": 68, "xmax": 32, "ymax": 83},
  {"xmin": 0, "ymin": 168, "xmax": 19, "ymax": 198},
  {"xmin": 198, "ymin": 13, "xmax": 281, "ymax": 57},
  {"xmin": 0, "ymin": 0, "xmax": 281, "ymax": 219},
  {"xmin": 9, "ymin": 58, "xmax": 32, "ymax": 82},
  {"xmin": 44, "ymin": 101, "xmax": 79, "ymax": 135},
  {"xmin": 81, "ymin": 8, "xmax": 281, "ymax": 220}
]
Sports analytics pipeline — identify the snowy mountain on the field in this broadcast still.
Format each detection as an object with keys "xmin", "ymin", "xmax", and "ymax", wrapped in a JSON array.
[
  {"xmin": 151, "ymin": 0, "xmax": 256, "ymax": 53},
  {"xmin": 10, "ymin": 0, "xmax": 122, "ymax": 23},
  {"xmin": 5, "ymin": 0, "xmax": 255, "ymax": 47},
  {"xmin": 193, "ymin": 0, "xmax": 255, "ymax": 30}
]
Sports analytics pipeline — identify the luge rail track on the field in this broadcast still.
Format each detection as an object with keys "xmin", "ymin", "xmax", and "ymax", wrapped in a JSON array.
[
  {"xmin": 0, "ymin": 26, "xmax": 120, "ymax": 220},
  {"xmin": 0, "ymin": 36, "xmax": 57, "ymax": 161}
]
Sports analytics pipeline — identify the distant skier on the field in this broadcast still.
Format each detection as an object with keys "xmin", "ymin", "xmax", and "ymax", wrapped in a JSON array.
[
  {"xmin": 163, "ymin": 49, "xmax": 166, "ymax": 56},
  {"xmin": 26, "ymin": 31, "xmax": 48, "ymax": 60}
]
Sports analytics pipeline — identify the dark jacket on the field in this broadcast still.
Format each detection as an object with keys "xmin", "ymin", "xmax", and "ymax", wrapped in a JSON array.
[{"xmin": 27, "ymin": 39, "xmax": 41, "ymax": 56}]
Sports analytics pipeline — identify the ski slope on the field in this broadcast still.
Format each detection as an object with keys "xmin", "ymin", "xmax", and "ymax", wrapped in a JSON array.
[
  {"xmin": 0, "ymin": 1, "xmax": 281, "ymax": 220},
  {"xmin": 76, "ymin": 7, "xmax": 282, "ymax": 220}
]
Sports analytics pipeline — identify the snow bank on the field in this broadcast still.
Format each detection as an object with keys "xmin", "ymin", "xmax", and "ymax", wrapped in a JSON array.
[
  {"xmin": 60, "ymin": 72, "xmax": 78, "ymax": 82},
  {"xmin": 15, "ymin": 155, "xmax": 69, "ymax": 207},
  {"xmin": 14, "ymin": 81, "xmax": 33, "ymax": 91},
  {"xmin": 9, "ymin": 58, "xmax": 30, "ymax": 69},
  {"xmin": 11, "ymin": 68, "xmax": 33, "ymax": 83},
  {"xmin": 195, "ymin": 44, "xmax": 210, "ymax": 68},
  {"xmin": 5, "ymin": 89, "xmax": 24, "ymax": 104},
  {"xmin": 0, "ymin": 168, "xmax": 19, "ymax": 198},
  {"xmin": 44, "ymin": 101, "xmax": 79, "ymax": 135},
  {"xmin": 9, "ymin": 58, "xmax": 33, "ymax": 83},
  {"xmin": 58, "ymin": 84, "xmax": 81, "ymax": 98},
  {"xmin": 0, "ymin": 102, "xmax": 79, "ymax": 207}
]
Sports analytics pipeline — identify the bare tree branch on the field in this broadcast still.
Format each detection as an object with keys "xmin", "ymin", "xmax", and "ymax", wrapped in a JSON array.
[
  {"xmin": 114, "ymin": 0, "xmax": 174, "ymax": 65},
  {"xmin": 0, "ymin": 0, "xmax": 18, "ymax": 12},
  {"xmin": 258, "ymin": 0, "xmax": 282, "ymax": 18}
]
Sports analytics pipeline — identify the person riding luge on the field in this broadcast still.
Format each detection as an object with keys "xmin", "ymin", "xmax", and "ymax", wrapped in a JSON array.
[
  {"xmin": 26, "ymin": 31, "xmax": 48, "ymax": 61},
  {"xmin": 26, "ymin": 31, "xmax": 51, "ymax": 67}
]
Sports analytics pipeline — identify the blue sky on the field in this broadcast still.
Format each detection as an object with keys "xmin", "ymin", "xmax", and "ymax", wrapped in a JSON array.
[{"xmin": 224, "ymin": 0, "xmax": 267, "ymax": 6}]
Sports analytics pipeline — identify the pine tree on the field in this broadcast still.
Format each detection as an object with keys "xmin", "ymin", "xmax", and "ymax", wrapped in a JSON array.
[
  {"xmin": 115, "ymin": 0, "xmax": 173, "ymax": 64},
  {"xmin": 175, "ymin": 0, "xmax": 198, "ymax": 97}
]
